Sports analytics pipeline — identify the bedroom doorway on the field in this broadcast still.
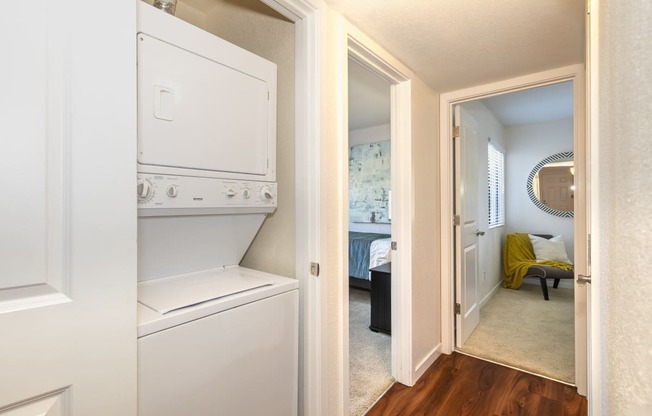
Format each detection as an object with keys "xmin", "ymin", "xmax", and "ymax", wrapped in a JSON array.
[
  {"xmin": 440, "ymin": 65, "xmax": 589, "ymax": 394},
  {"xmin": 346, "ymin": 56, "xmax": 394, "ymax": 416},
  {"xmin": 453, "ymin": 81, "xmax": 577, "ymax": 384}
]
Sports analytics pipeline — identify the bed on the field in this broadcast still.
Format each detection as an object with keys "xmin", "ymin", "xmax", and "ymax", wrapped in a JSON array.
[{"xmin": 349, "ymin": 231, "xmax": 392, "ymax": 290}]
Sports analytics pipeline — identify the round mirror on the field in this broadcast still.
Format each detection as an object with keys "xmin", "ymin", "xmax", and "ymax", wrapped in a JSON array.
[{"xmin": 526, "ymin": 151, "xmax": 574, "ymax": 218}]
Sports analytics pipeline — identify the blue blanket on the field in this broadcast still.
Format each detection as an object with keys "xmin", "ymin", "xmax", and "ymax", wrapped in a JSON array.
[{"xmin": 349, "ymin": 232, "xmax": 391, "ymax": 280}]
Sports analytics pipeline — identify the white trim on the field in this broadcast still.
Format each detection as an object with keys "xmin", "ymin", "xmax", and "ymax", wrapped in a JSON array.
[
  {"xmin": 439, "ymin": 64, "xmax": 588, "ymax": 395},
  {"xmin": 587, "ymin": 0, "xmax": 601, "ymax": 413},
  {"xmin": 412, "ymin": 344, "xmax": 442, "ymax": 382},
  {"xmin": 344, "ymin": 24, "xmax": 414, "ymax": 392},
  {"xmin": 261, "ymin": 1, "xmax": 322, "ymax": 415},
  {"xmin": 392, "ymin": 80, "xmax": 414, "ymax": 385},
  {"xmin": 479, "ymin": 280, "xmax": 503, "ymax": 310}
]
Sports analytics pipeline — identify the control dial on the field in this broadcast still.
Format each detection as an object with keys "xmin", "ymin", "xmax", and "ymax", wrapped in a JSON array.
[
  {"xmin": 260, "ymin": 186, "xmax": 274, "ymax": 202},
  {"xmin": 242, "ymin": 188, "xmax": 251, "ymax": 199},
  {"xmin": 137, "ymin": 179, "xmax": 154, "ymax": 203},
  {"xmin": 166, "ymin": 185, "xmax": 178, "ymax": 198}
]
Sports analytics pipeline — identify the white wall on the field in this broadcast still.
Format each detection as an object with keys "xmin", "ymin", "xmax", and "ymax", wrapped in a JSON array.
[
  {"xmin": 505, "ymin": 118, "xmax": 575, "ymax": 261},
  {"xmin": 348, "ymin": 123, "xmax": 391, "ymax": 234},
  {"xmin": 459, "ymin": 101, "xmax": 507, "ymax": 305},
  {"xmin": 598, "ymin": 1, "xmax": 652, "ymax": 414}
]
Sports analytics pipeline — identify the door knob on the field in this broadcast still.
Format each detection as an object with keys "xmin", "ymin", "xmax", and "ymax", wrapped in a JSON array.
[
  {"xmin": 577, "ymin": 274, "xmax": 592, "ymax": 286},
  {"xmin": 476, "ymin": 230, "xmax": 485, "ymax": 236}
]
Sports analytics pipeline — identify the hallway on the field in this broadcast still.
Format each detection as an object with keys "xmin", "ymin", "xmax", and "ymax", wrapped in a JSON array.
[{"xmin": 367, "ymin": 352, "xmax": 586, "ymax": 415}]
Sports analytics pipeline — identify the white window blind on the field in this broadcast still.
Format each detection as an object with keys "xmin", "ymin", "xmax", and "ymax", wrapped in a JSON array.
[{"xmin": 488, "ymin": 142, "xmax": 505, "ymax": 228}]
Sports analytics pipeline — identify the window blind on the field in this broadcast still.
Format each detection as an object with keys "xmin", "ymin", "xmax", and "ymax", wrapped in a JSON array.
[{"xmin": 488, "ymin": 143, "xmax": 505, "ymax": 228}]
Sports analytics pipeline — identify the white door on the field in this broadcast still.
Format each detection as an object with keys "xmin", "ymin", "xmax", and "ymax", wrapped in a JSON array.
[
  {"xmin": 454, "ymin": 105, "xmax": 481, "ymax": 346},
  {"xmin": 538, "ymin": 166, "xmax": 574, "ymax": 212},
  {"xmin": 0, "ymin": 1, "xmax": 137, "ymax": 414}
]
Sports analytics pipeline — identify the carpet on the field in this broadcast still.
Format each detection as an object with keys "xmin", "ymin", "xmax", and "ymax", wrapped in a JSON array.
[
  {"xmin": 457, "ymin": 282, "xmax": 575, "ymax": 384},
  {"xmin": 349, "ymin": 288, "xmax": 393, "ymax": 416}
]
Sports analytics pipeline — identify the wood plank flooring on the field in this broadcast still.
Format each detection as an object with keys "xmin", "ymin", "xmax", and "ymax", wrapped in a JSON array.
[{"xmin": 366, "ymin": 352, "xmax": 587, "ymax": 416}]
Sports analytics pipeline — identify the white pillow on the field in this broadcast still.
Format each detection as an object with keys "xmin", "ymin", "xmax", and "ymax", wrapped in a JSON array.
[{"xmin": 528, "ymin": 234, "xmax": 572, "ymax": 264}]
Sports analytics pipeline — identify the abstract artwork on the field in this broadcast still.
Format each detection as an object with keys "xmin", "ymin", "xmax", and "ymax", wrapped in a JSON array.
[{"xmin": 349, "ymin": 141, "xmax": 391, "ymax": 223}]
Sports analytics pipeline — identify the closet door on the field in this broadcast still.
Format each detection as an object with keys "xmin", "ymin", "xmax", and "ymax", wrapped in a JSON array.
[{"xmin": 0, "ymin": 1, "xmax": 137, "ymax": 414}]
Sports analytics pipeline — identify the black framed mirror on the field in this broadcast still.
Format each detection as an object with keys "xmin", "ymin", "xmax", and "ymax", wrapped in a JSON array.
[{"xmin": 526, "ymin": 151, "xmax": 574, "ymax": 218}]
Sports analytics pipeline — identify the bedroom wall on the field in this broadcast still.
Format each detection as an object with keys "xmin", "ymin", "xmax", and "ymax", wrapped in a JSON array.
[
  {"xmin": 349, "ymin": 123, "xmax": 391, "ymax": 234},
  {"xmin": 459, "ymin": 100, "xmax": 507, "ymax": 306},
  {"xmin": 505, "ymin": 118, "xmax": 574, "ymax": 262}
]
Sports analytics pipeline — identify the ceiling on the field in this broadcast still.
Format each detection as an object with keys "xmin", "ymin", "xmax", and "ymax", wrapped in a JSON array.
[
  {"xmin": 348, "ymin": 58, "xmax": 391, "ymax": 130},
  {"xmin": 480, "ymin": 81, "xmax": 574, "ymax": 126},
  {"xmin": 324, "ymin": 0, "xmax": 585, "ymax": 92}
]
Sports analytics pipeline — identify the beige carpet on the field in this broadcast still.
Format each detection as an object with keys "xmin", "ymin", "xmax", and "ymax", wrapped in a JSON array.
[
  {"xmin": 349, "ymin": 288, "xmax": 393, "ymax": 416},
  {"xmin": 458, "ymin": 282, "xmax": 575, "ymax": 384}
]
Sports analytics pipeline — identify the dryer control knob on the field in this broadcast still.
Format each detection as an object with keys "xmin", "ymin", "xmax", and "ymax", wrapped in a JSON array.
[
  {"xmin": 137, "ymin": 179, "xmax": 153, "ymax": 202},
  {"xmin": 226, "ymin": 188, "xmax": 237, "ymax": 198},
  {"xmin": 166, "ymin": 185, "xmax": 178, "ymax": 198},
  {"xmin": 261, "ymin": 186, "xmax": 274, "ymax": 201},
  {"xmin": 242, "ymin": 188, "xmax": 251, "ymax": 199}
]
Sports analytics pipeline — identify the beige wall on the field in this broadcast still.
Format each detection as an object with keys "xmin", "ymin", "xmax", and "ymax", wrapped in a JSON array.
[
  {"xmin": 410, "ymin": 76, "xmax": 441, "ymax": 367},
  {"xmin": 598, "ymin": 1, "xmax": 652, "ymax": 414},
  {"xmin": 201, "ymin": 0, "xmax": 297, "ymax": 278}
]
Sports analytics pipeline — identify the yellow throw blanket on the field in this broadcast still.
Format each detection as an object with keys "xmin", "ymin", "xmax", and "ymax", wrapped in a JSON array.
[{"xmin": 503, "ymin": 233, "xmax": 573, "ymax": 289}]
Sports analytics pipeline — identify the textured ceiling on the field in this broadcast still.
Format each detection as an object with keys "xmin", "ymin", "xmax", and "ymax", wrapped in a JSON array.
[
  {"xmin": 348, "ymin": 58, "xmax": 391, "ymax": 130},
  {"xmin": 325, "ymin": 0, "xmax": 585, "ymax": 92}
]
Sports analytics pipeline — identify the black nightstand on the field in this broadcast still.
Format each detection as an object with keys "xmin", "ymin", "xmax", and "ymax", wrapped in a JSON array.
[{"xmin": 369, "ymin": 262, "xmax": 391, "ymax": 335}]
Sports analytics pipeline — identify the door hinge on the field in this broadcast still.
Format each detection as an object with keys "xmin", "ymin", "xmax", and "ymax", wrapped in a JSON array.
[
  {"xmin": 453, "ymin": 126, "xmax": 460, "ymax": 139},
  {"xmin": 455, "ymin": 303, "xmax": 461, "ymax": 315},
  {"xmin": 310, "ymin": 262, "xmax": 320, "ymax": 277},
  {"xmin": 391, "ymin": 241, "xmax": 397, "ymax": 250},
  {"xmin": 453, "ymin": 214, "xmax": 461, "ymax": 226}
]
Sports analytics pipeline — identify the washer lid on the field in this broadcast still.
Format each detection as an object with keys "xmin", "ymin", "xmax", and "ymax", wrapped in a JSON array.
[{"xmin": 138, "ymin": 268, "xmax": 273, "ymax": 314}]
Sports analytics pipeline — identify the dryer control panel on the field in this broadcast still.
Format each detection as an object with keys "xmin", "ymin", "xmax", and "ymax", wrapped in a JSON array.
[{"xmin": 137, "ymin": 174, "xmax": 277, "ymax": 217}]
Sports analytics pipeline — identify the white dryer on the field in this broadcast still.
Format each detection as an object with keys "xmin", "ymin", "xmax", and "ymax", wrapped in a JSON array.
[{"xmin": 135, "ymin": 3, "xmax": 297, "ymax": 416}]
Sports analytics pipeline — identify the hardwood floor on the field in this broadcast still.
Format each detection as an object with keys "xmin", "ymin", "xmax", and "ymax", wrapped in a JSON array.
[{"xmin": 366, "ymin": 352, "xmax": 587, "ymax": 416}]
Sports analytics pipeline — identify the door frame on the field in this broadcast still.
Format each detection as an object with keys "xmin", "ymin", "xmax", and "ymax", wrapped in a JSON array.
[
  {"xmin": 587, "ymin": 0, "xmax": 601, "ymax": 412},
  {"xmin": 258, "ymin": 1, "xmax": 322, "ymax": 415},
  {"xmin": 344, "ymin": 26, "xmax": 414, "ymax": 395},
  {"xmin": 439, "ymin": 64, "xmax": 588, "ymax": 395}
]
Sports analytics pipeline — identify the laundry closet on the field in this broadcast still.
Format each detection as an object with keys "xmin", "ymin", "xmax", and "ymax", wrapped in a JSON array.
[{"xmin": 134, "ymin": 2, "xmax": 298, "ymax": 415}]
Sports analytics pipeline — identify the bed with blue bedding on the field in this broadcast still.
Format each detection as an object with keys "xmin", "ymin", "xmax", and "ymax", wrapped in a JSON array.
[{"xmin": 349, "ymin": 231, "xmax": 391, "ymax": 290}]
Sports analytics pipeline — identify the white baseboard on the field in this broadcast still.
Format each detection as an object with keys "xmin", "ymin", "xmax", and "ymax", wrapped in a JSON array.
[
  {"xmin": 412, "ymin": 343, "xmax": 441, "ymax": 385},
  {"xmin": 479, "ymin": 280, "xmax": 503, "ymax": 309}
]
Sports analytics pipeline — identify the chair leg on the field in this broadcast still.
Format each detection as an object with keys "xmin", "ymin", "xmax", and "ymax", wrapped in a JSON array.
[
  {"xmin": 553, "ymin": 278, "xmax": 561, "ymax": 288},
  {"xmin": 540, "ymin": 278, "xmax": 550, "ymax": 301}
]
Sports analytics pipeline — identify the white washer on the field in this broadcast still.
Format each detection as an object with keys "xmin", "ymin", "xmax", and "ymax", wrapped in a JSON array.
[{"xmin": 137, "ymin": 267, "xmax": 298, "ymax": 416}]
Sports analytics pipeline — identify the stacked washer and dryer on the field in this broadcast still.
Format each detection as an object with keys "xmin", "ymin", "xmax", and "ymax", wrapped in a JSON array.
[{"xmin": 135, "ymin": 3, "xmax": 298, "ymax": 415}]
